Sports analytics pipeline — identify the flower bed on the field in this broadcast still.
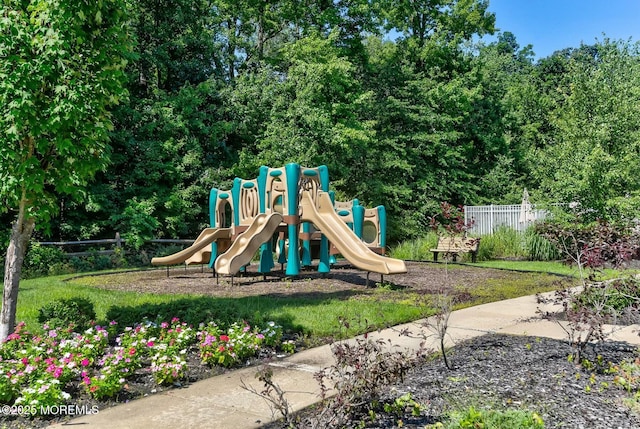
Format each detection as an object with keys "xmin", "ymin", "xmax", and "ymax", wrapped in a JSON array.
[{"xmin": 0, "ymin": 318, "xmax": 285, "ymax": 418}]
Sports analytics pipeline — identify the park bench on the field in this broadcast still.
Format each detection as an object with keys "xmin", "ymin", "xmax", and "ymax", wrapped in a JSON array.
[{"xmin": 431, "ymin": 236, "xmax": 480, "ymax": 263}]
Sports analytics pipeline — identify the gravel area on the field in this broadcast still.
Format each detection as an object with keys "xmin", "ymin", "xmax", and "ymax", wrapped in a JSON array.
[
  {"xmin": 395, "ymin": 334, "xmax": 639, "ymax": 428},
  {"xmin": 302, "ymin": 333, "xmax": 640, "ymax": 429}
]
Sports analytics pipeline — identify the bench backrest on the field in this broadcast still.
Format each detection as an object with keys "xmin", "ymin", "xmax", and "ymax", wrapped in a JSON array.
[{"xmin": 436, "ymin": 236, "xmax": 480, "ymax": 251}]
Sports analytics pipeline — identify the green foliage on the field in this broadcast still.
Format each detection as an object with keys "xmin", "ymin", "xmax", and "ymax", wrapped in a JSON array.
[
  {"xmin": 234, "ymin": 32, "xmax": 376, "ymax": 190},
  {"xmin": 37, "ymin": 298, "xmax": 96, "ymax": 332},
  {"xmin": 524, "ymin": 228, "xmax": 560, "ymax": 261},
  {"xmin": 431, "ymin": 406, "xmax": 545, "ymax": 429},
  {"xmin": 577, "ymin": 278, "xmax": 640, "ymax": 314},
  {"xmin": 22, "ymin": 242, "xmax": 71, "ymax": 278},
  {"xmin": 475, "ymin": 226, "xmax": 525, "ymax": 261},
  {"xmin": 0, "ymin": 0, "xmax": 133, "ymax": 337},
  {"xmin": 105, "ymin": 298, "xmax": 251, "ymax": 333},
  {"xmin": 6, "ymin": 0, "xmax": 640, "ymax": 269},
  {"xmin": 531, "ymin": 40, "xmax": 640, "ymax": 222},
  {"xmin": 110, "ymin": 198, "xmax": 160, "ymax": 250},
  {"xmin": 610, "ymin": 356, "xmax": 640, "ymax": 413},
  {"xmin": 382, "ymin": 392, "xmax": 423, "ymax": 417},
  {"xmin": 0, "ymin": 0, "xmax": 133, "ymax": 225},
  {"xmin": 388, "ymin": 232, "xmax": 439, "ymax": 260}
]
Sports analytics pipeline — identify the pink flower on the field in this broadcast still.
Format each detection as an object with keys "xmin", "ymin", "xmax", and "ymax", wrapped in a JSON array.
[
  {"xmin": 81, "ymin": 359, "xmax": 90, "ymax": 367},
  {"xmin": 220, "ymin": 335, "xmax": 230, "ymax": 342},
  {"xmin": 147, "ymin": 341, "xmax": 155, "ymax": 347},
  {"xmin": 161, "ymin": 322, "xmax": 169, "ymax": 329},
  {"xmin": 204, "ymin": 335, "xmax": 216, "ymax": 346},
  {"xmin": 48, "ymin": 330, "xmax": 58, "ymax": 338},
  {"xmin": 171, "ymin": 317, "xmax": 180, "ymax": 323}
]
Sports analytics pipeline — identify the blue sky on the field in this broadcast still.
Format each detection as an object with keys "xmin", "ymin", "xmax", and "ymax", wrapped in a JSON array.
[{"xmin": 485, "ymin": 0, "xmax": 640, "ymax": 59}]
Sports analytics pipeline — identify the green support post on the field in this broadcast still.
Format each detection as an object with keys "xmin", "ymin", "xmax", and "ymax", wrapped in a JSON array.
[{"xmin": 285, "ymin": 163, "xmax": 301, "ymax": 276}]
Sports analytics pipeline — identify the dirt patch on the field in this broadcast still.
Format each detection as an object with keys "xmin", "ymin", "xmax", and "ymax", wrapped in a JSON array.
[{"xmin": 70, "ymin": 261, "xmax": 571, "ymax": 306}]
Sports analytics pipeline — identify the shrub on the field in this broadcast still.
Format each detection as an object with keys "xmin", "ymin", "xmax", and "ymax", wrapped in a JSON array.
[
  {"xmin": 105, "ymin": 298, "xmax": 252, "ymax": 333},
  {"xmin": 311, "ymin": 335, "xmax": 423, "ymax": 427},
  {"xmin": 38, "ymin": 298, "xmax": 96, "ymax": 332},
  {"xmin": 535, "ymin": 219, "xmax": 640, "ymax": 269},
  {"xmin": 23, "ymin": 243, "xmax": 71, "ymax": 278},
  {"xmin": 577, "ymin": 277, "xmax": 640, "ymax": 315}
]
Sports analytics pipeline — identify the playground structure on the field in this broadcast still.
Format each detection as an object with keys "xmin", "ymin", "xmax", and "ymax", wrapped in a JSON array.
[{"xmin": 151, "ymin": 163, "xmax": 406, "ymax": 277}]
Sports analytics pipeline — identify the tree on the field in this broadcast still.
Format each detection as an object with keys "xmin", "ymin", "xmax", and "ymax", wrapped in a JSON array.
[
  {"xmin": 130, "ymin": 0, "xmax": 220, "ymax": 94},
  {"xmin": 532, "ymin": 40, "xmax": 640, "ymax": 221},
  {"xmin": 232, "ymin": 32, "xmax": 376, "ymax": 190},
  {"xmin": 358, "ymin": 1, "xmax": 497, "ymax": 238},
  {"xmin": 473, "ymin": 32, "xmax": 535, "ymax": 203},
  {"xmin": 0, "ymin": 0, "xmax": 132, "ymax": 338}
]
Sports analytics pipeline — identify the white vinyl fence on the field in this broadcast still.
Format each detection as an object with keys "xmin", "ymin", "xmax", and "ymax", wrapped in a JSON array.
[{"xmin": 464, "ymin": 204, "xmax": 549, "ymax": 236}]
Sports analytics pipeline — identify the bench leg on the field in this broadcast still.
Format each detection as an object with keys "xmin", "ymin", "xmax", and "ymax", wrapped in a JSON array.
[
  {"xmin": 433, "ymin": 252, "xmax": 438, "ymax": 262},
  {"xmin": 471, "ymin": 252, "xmax": 477, "ymax": 263},
  {"xmin": 451, "ymin": 253, "xmax": 458, "ymax": 262}
]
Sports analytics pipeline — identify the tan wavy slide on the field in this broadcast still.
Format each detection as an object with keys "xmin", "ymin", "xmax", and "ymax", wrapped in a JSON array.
[
  {"xmin": 300, "ymin": 191, "xmax": 407, "ymax": 274},
  {"xmin": 151, "ymin": 228, "xmax": 232, "ymax": 266},
  {"xmin": 214, "ymin": 212, "xmax": 284, "ymax": 275}
]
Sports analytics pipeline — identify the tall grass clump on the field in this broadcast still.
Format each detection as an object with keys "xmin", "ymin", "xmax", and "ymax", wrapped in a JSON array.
[
  {"xmin": 524, "ymin": 227, "xmax": 560, "ymax": 261},
  {"xmin": 474, "ymin": 226, "xmax": 559, "ymax": 262},
  {"xmin": 475, "ymin": 226, "xmax": 526, "ymax": 261},
  {"xmin": 388, "ymin": 231, "xmax": 438, "ymax": 260}
]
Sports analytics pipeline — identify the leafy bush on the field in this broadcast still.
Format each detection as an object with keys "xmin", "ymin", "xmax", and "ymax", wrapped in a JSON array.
[
  {"xmin": 311, "ymin": 335, "xmax": 423, "ymax": 427},
  {"xmin": 38, "ymin": 298, "xmax": 96, "ymax": 332},
  {"xmin": 23, "ymin": 243, "xmax": 72, "ymax": 278},
  {"xmin": 105, "ymin": 298, "xmax": 256, "ymax": 333},
  {"xmin": 110, "ymin": 197, "xmax": 160, "ymax": 251},
  {"xmin": 577, "ymin": 277, "xmax": 640, "ymax": 315},
  {"xmin": 535, "ymin": 219, "xmax": 640, "ymax": 269}
]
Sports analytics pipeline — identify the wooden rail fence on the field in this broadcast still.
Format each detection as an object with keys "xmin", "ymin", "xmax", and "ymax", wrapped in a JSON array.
[{"xmin": 36, "ymin": 233, "xmax": 194, "ymax": 257}]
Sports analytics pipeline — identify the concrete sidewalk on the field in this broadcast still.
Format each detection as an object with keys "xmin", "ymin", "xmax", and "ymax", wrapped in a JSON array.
[{"xmin": 47, "ymin": 291, "xmax": 640, "ymax": 429}]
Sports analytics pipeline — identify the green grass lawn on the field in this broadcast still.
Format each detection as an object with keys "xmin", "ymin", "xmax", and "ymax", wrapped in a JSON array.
[
  {"xmin": 18, "ymin": 275, "xmax": 434, "ymax": 339},
  {"xmin": 472, "ymin": 260, "xmax": 640, "ymax": 280},
  {"xmin": 13, "ymin": 260, "xmax": 614, "ymax": 340}
]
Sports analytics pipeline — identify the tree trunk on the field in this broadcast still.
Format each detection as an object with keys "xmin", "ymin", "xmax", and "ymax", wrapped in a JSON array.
[{"xmin": 0, "ymin": 199, "xmax": 35, "ymax": 340}]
